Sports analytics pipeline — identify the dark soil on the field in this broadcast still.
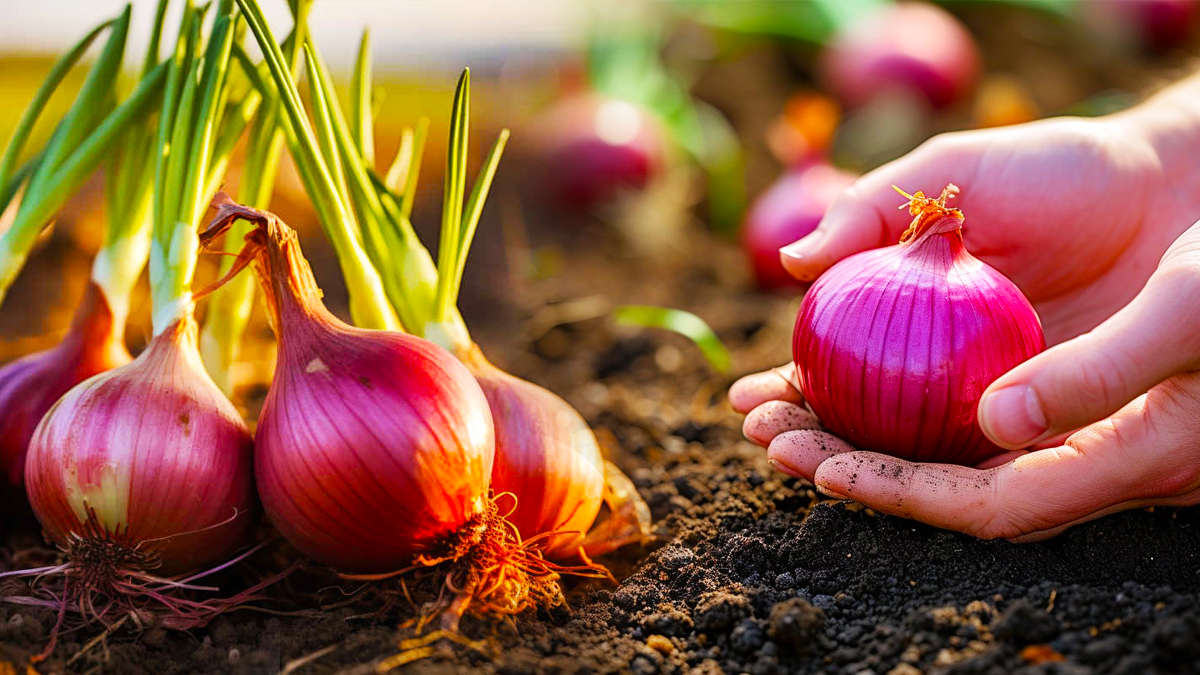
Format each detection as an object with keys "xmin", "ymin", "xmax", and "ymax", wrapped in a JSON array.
[{"xmin": 4, "ymin": 4, "xmax": 1200, "ymax": 674}]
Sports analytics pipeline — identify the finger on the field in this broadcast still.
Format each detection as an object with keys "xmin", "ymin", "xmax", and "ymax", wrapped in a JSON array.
[
  {"xmin": 978, "ymin": 267, "xmax": 1200, "ymax": 449},
  {"xmin": 816, "ymin": 384, "xmax": 1200, "ymax": 540},
  {"xmin": 729, "ymin": 364, "xmax": 802, "ymax": 413},
  {"xmin": 767, "ymin": 430, "xmax": 856, "ymax": 481},
  {"xmin": 742, "ymin": 401, "xmax": 821, "ymax": 447},
  {"xmin": 975, "ymin": 450, "xmax": 1027, "ymax": 470},
  {"xmin": 778, "ymin": 148, "xmax": 948, "ymax": 281}
]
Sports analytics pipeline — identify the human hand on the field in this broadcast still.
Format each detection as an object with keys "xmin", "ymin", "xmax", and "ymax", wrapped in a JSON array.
[
  {"xmin": 734, "ymin": 219, "xmax": 1200, "ymax": 541},
  {"xmin": 780, "ymin": 113, "xmax": 1197, "ymax": 344},
  {"xmin": 733, "ymin": 95, "xmax": 1200, "ymax": 540}
]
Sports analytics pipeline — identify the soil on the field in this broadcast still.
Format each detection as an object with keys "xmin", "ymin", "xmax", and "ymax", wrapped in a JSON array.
[{"xmin": 4, "ymin": 3, "xmax": 1200, "ymax": 674}]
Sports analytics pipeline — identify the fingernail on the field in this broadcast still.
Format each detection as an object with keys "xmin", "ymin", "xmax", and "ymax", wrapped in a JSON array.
[
  {"xmin": 979, "ymin": 385, "xmax": 1046, "ymax": 447},
  {"xmin": 815, "ymin": 483, "xmax": 850, "ymax": 500},
  {"xmin": 780, "ymin": 229, "xmax": 826, "ymax": 260}
]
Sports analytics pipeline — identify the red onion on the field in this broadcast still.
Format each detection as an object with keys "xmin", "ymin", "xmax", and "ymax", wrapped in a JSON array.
[
  {"xmin": 24, "ymin": 314, "xmax": 258, "ymax": 576},
  {"xmin": 0, "ymin": 283, "xmax": 130, "ymax": 490},
  {"xmin": 793, "ymin": 186, "xmax": 1044, "ymax": 465},
  {"xmin": 202, "ymin": 197, "xmax": 590, "ymax": 624},
  {"xmin": 741, "ymin": 161, "xmax": 856, "ymax": 290},
  {"xmin": 534, "ymin": 93, "xmax": 665, "ymax": 210},
  {"xmin": 459, "ymin": 350, "xmax": 605, "ymax": 560},
  {"xmin": 819, "ymin": 3, "xmax": 980, "ymax": 110},
  {"xmin": 1091, "ymin": 0, "xmax": 1198, "ymax": 50}
]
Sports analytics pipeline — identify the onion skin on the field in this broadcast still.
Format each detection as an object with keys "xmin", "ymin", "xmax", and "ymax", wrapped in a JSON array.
[
  {"xmin": 793, "ymin": 187, "xmax": 1044, "ymax": 466},
  {"xmin": 460, "ymin": 348, "xmax": 605, "ymax": 560},
  {"xmin": 534, "ymin": 94, "xmax": 665, "ymax": 210},
  {"xmin": 210, "ymin": 201, "xmax": 496, "ymax": 575},
  {"xmin": 819, "ymin": 3, "xmax": 980, "ymax": 110},
  {"xmin": 742, "ymin": 162, "xmax": 856, "ymax": 290},
  {"xmin": 24, "ymin": 316, "xmax": 257, "ymax": 576},
  {"xmin": 0, "ymin": 282, "xmax": 131, "ymax": 489}
]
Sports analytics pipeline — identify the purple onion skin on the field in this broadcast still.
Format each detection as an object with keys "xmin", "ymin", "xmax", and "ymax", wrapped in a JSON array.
[
  {"xmin": 0, "ymin": 282, "xmax": 131, "ymax": 489},
  {"xmin": 535, "ymin": 94, "xmax": 665, "ymax": 211},
  {"xmin": 819, "ymin": 3, "xmax": 980, "ymax": 110},
  {"xmin": 793, "ymin": 197, "xmax": 1045, "ymax": 466},
  {"xmin": 742, "ymin": 162, "xmax": 856, "ymax": 290},
  {"xmin": 465, "ymin": 354, "xmax": 604, "ymax": 560},
  {"xmin": 217, "ymin": 201, "xmax": 497, "ymax": 575},
  {"xmin": 24, "ymin": 317, "xmax": 256, "ymax": 576},
  {"xmin": 257, "ymin": 323, "xmax": 496, "ymax": 574}
]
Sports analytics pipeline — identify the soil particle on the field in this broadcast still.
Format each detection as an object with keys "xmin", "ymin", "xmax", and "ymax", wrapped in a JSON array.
[
  {"xmin": 767, "ymin": 597, "xmax": 825, "ymax": 652},
  {"xmin": 994, "ymin": 600, "xmax": 1061, "ymax": 645},
  {"xmin": 693, "ymin": 590, "xmax": 752, "ymax": 634}
]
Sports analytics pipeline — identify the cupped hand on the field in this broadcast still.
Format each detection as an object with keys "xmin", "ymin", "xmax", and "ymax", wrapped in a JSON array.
[
  {"xmin": 781, "ymin": 114, "xmax": 1196, "ymax": 343},
  {"xmin": 733, "ymin": 109, "xmax": 1200, "ymax": 541}
]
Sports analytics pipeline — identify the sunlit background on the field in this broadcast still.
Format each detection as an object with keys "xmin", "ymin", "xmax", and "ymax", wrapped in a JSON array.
[{"xmin": 1, "ymin": 0, "xmax": 1197, "ymax": 382}]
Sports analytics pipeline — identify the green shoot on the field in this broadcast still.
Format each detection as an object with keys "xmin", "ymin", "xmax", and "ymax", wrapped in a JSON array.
[
  {"xmin": 200, "ymin": 0, "xmax": 311, "ymax": 395},
  {"xmin": 350, "ymin": 30, "xmax": 375, "ymax": 167},
  {"xmin": 233, "ymin": 0, "xmax": 399, "ymax": 331},
  {"xmin": 0, "ymin": 45, "xmax": 168, "ymax": 308},
  {"xmin": 613, "ymin": 305, "xmax": 731, "ymax": 373},
  {"xmin": 0, "ymin": 18, "xmax": 115, "ymax": 197}
]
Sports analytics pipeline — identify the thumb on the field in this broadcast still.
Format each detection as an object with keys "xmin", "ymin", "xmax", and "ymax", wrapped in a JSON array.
[
  {"xmin": 779, "ymin": 146, "xmax": 952, "ymax": 282},
  {"xmin": 978, "ymin": 266, "xmax": 1200, "ymax": 449}
]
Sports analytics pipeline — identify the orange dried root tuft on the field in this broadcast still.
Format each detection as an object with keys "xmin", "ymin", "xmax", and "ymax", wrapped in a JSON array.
[
  {"xmin": 342, "ymin": 495, "xmax": 613, "ymax": 671},
  {"xmin": 895, "ymin": 184, "xmax": 964, "ymax": 243}
]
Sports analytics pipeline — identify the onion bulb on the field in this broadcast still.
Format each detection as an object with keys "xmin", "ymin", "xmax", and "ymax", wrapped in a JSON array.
[
  {"xmin": 24, "ymin": 315, "xmax": 257, "ymax": 576},
  {"xmin": 819, "ymin": 3, "xmax": 980, "ymax": 110},
  {"xmin": 201, "ymin": 197, "xmax": 593, "ymax": 624},
  {"xmin": 457, "ymin": 348, "xmax": 605, "ymax": 560},
  {"xmin": 793, "ymin": 185, "xmax": 1044, "ymax": 465},
  {"xmin": 0, "ymin": 283, "xmax": 130, "ymax": 490},
  {"xmin": 533, "ymin": 94, "xmax": 665, "ymax": 210},
  {"xmin": 1088, "ymin": 0, "xmax": 1199, "ymax": 51},
  {"xmin": 742, "ymin": 162, "xmax": 856, "ymax": 290}
]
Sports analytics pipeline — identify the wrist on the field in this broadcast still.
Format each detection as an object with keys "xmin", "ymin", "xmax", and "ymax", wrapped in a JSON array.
[{"xmin": 1112, "ymin": 76, "xmax": 1200, "ymax": 215}]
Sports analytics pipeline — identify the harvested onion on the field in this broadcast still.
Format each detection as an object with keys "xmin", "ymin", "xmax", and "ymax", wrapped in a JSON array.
[
  {"xmin": 202, "ymin": 197, "xmax": 593, "ymax": 624},
  {"xmin": 457, "ymin": 348, "xmax": 605, "ymax": 559},
  {"xmin": 741, "ymin": 161, "xmax": 855, "ymax": 290},
  {"xmin": 819, "ymin": 3, "xmax": 980, "ymax": 110},
  {"xmin": 793, "ymin": 186, "xmax": 1045, "ymax": 465},
  {"xmin": 0, "ymin": 283, "xmax": 130, "ymax": 490},
  {"xmin": 533, "ymin": 94, "xmax": 665, "ymax": 210},
  {"xmin": 25, "ymin": 315, "xmax": 258, "ymax": 576}
]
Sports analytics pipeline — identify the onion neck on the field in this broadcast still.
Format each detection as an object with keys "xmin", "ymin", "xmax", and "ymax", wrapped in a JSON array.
[
  {"xmin": 251, "ymin": 222, "xmax": 344, "ymax": 348},
  {"xmin": 896, "ymin": 184, "xmax": 966, "ymax": 247},
  {"xmin": 62, "ymin": 281, "xmax": 130, "ymax": 364}
]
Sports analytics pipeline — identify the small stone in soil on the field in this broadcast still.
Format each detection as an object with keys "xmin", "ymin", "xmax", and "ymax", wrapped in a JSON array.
[{"xmin": 768, "ymin": 597, "xmax": 826, "ymax": 652}]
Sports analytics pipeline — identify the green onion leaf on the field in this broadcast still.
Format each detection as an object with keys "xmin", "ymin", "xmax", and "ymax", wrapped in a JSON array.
[
  {"xmin": 0, "ymin": 16, "xmax": 115, "ymax": 196},
  {"xmin": 350, "ymin": 30, "xmax": 375, "ymax": 167},
  {"xmin": 613, "ymin": 305, "xmax": 731, "ymax": 373}
]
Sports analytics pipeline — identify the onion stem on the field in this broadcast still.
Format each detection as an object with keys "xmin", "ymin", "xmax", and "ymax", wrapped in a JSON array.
[
  {"xmin": 94, "ymin": 0, "xmax": 172, "ymax": 332},
  {"xmin": 0, "ymin": 6, "xmax": 169, "ymax": 309},
  {"xmin": 201, "ymin": 1, "xmax": 311, "ymax": 395},
  {"xmin": 233, "ymin": 0, "xmax": 399, "ymax": 331},
  {"xmin": 150, "ymin": 1, "xmax": 241, "ymax": 334}
]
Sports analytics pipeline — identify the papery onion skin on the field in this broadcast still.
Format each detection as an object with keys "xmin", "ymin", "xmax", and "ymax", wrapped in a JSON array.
[
  {"xmin": 221, "ymin": 204, "xmax": 496, "ymax": 575},
  {"xmin": 462, "ymin": 349, "xmax": 605, "ymax": 560},
  {"xmin": 534, "ymin": 94, "xmax": 665, "ymax": 210},
  {"xmin": 793, "ymin": 187, "xmax": 1044, "ymax": 466},
  {"xmin": 0, "ymin": 282, "xmax": 131, "ymax": 489},
  {"xmin": 24, "ymin": 316, "xmax": 257, "ymax": 576},
  {"xmin": 819, "ymin": 3, "xmax": 980, "ymax": 110},
  {"xmin": 742, "ymin": 162, "xmax": 856, "ymax": 290}
]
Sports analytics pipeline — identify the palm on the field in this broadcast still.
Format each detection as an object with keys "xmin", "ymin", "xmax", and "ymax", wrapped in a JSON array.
[{"xmin": 843, "ymin": 117, "xmax": 1194, "ymax": 344}]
